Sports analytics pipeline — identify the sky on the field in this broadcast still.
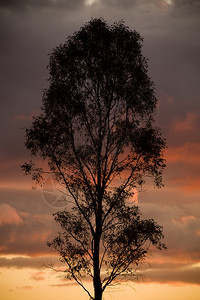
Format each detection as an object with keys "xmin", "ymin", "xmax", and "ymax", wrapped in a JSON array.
[{"xmin": 0, "ymin": 0, "xmax": 200, "ymax": 299}]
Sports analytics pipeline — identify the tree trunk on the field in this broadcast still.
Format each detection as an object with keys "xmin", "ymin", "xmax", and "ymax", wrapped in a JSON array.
[
  {"xmin": 93, "ymin": 231, "xmax": 102, "ymax": 300},
  {"xmin": 94, "ymin": 151, "xmax": 103, "ymax": 300},
  {"xmin": 94, "ymin": 276, "xmax": 102, "ymax": 300}
]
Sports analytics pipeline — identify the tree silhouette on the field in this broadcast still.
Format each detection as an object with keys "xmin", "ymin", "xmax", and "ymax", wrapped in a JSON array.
[{"xmin": 22, "ymin": 18, "xmax": 166, "ymax": 300}]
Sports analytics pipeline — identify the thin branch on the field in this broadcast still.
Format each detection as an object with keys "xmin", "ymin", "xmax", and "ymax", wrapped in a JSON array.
[
  {"xmin": 102, "ymin": 155, "xmax": 142, "ymax": 226},
  {"xmin": 54, "ymin": 160, "xmax": 95, "ymax": 237},
  {"xmin": 63, "ymin": 257, "xmax": 94, "ymax": 300},
  {"xmin": 99, "ymin": 241, "xmax": 108, "ymax": 270},
  {"xmin": 70, "ymin": 125, "xmax": 97, "ymax": 215},
  {"xmin": 67, "ymin": 231, "xmax": 93, "ymax": 261}
]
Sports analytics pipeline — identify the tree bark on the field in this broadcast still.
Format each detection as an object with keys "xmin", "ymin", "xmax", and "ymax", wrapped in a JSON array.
[
  {"xmin": 93, "ymin": 240, "xmax": 102, "ymax": 300},
  {"xmin": 93, "ymin": 228, "xmax": 102, "ymax": 300}
]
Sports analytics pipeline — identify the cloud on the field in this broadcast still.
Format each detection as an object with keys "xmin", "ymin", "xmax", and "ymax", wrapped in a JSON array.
[
  {"xmin": 0, "ymin": 0, "xmax": 167, "ymax": 12},
  {"xmin": 0, "ymin": 0, "xmax": 199, "ymax": 290},
  {"xmin": 0, "ymin": 205, "xmax": 56, "ymax": 256},
  {"xmin": 101, "ymin": 0, "xmax": 176, "ymax": 10},
  {"xmin": 0, "ymin": 202, "xmax": 199, "ymax": 286},
  {"xmin": 140, "ymin": 202, "xmax": 200, "ymax": 261},
  {"xmin": 166, "ymin": 166, "xmax": 200, "ymax": 193},
  {"xmin": 0, "ymin": 0, "xmax": 85, "ymax": 11},
  {"xmin": 18, "ymin": 285, "xmax": 33, "ymax": 289},
  {"xmin": 166, "ymin": 143, "xmax": 200, "ymax": 164},
  {"xmin": 141, "ymin": 253, "xmax": 200, "ymax": 286},
  {"xmin": 30, "ymin": 271, "xmax": 46, "ymax": 281},
  {"xmin": 50, "ymin": 282, "xmax": 77, "ymax": 287},
  {"xmin": 177, "ymin": 215, "xmax": 197, "ymax": 224},
  {"xmin": 14, "ymin": 111, "xmax": 41, "ymax": 121},
  {"xmin": 164, "ymin": 111, "xmax": 200, "ymax": 147},
  {"xmin": 144, "ymin": 265, "xmax": 200, "ymax": 285},
  {"xmin": 0, "ymin": 204, "xmax": 23, "ymax": 225},
  {"xmin": 102, "ymin": 0, "xmax": 141, "ymax": 9},
  {"xmin": 0, "ymin": 228, "xmax": 53, "ymax": 256},
  {"xmin": 171, "ymin": 112, "xmax": 200, "ymax": 133},
  {"xmin": 173, "ymin": 0, "xmax": 200, "ymax": 17},
  {"xmin": 0, "ymin": 256, "xmax": 57, "ymax": 269},
  {"xmin": 1, "ymin": 0, "xmax": 199, "ymax": 14},
  {"xmin": 164, "ymin": 143, "xmax": 200, "ymax": 193},
  {"xmin": 0, "ymin": 0, "xmax": 199, "ymax": 175}
]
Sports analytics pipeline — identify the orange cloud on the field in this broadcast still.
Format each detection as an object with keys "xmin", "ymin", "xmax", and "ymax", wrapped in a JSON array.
[
  {"xmin": 166, "ymin": 142, "xmax": 200, "ymax": 164},
  {"xmin": 165, "ymin": 142, "xmax": 200, "ymax": 192},
  {"xmin": 31, "ymin": 271, "xmax": 45, "ymax": 281},
  {"xmin": 159, "ymin": 0, "xmax": 173, "ymax": 10},
  {"xmin": 171, "ymin": 112, "xmax": 199, "ymax": 133},
  {"xmin": 19, "ymin": 286, "xmax": 33, "ymax": 290},
  {"xmin": 180, "ymin": 215, "xmax": 197, "ymax": 224},
  {"xmin": 0, "ymin": 204, "xmax": 23, "ymax": 226},
  {"xmin": 27, "ymin": 231, "xmax": 52, "ymax": 243},
  {"xmin": 168, "ymin": 176, "xmax": 200, "ymax": 193},
  {"xmin": 172, "ymin": 215, "xmax": 197, "ymax": 226}
]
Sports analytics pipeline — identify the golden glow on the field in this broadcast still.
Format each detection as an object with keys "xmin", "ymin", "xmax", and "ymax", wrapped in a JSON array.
[
  {"xmin": 1, "ymin": 267, "xmax": 200, "ymax": 300},
  {"xmin": 190, "ymin": 263, "xmax": 200, "ymax": 268},
  {"xmin": 163, "ymin": 0, "xmax": 173, "ymax": 5},
  {"xmin": 85, "ymin": 0, "xmax": 98, "ymax": 6}
]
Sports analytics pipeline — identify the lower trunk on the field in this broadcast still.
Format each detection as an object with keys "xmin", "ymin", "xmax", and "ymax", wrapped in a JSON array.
[
  {"xmin": 93, "ymin": 232, "xmax": 102, "ymax": 300},
  {"xmin": 94, "ymin": 279, "xmax": 102, "ymax": 300}
]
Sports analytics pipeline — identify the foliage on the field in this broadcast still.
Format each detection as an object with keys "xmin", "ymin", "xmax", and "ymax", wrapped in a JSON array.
[{"xmin": 22, "ymin": 18, "xmax": 166, "ymax": 300}]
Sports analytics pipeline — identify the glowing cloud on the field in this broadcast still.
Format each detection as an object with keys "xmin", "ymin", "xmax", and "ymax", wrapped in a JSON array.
[
  {"xmin": 85, "ymin": 0, "xmax": 98, "ymax": 6},
  {"xmin": 163, "ymin": 0, "xmax": 173, "ymax": 5},
  {"xmin": 0, "ymin": 204, "xmax": 23, "ymax": 226},
  {"xmin": 171, "ymin": 112, "xmax": 199, "ymax": 133},
  {"xmin": 31, "ymin": 271, "xmax": 46, "ymax": 281},
  {"xmin": 166, "ymin": 143, "xmax": 200, "ymax": 164}
]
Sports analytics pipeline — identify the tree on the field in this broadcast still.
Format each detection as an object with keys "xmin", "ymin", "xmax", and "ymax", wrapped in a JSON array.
[{"xmin": 22, "ymin": 18, "xmax": 166, "ymax": 300}]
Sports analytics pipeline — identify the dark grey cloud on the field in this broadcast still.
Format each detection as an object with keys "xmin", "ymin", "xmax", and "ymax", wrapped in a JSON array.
[
  {"xmin": 0, "ymin": 8, "xmax": 83, "ymax": 171},
  {"xmin": 0, "ymin": 0, "xmax": 199, "ymax": 170},
  {"xmin": 0, "ymin": 0, "xmax": 84, "ymax": 11},
  {"xmin": 0, "ymin": 189, "xmax": 50, "ymax": 214},
  {"xmin": 144, "ymin": 266, "xmax": 200, "ymax": 285},
  {"xmin": 102, "ymin": 0, "xmax": 142, "ymax": 9},
  {"xmin": 173, "ymin": 0, "xmax": 200, "ymax": 15},
  {"xmin": 0, "ymin": 256, "xmax": 50, "ymax": 269}
]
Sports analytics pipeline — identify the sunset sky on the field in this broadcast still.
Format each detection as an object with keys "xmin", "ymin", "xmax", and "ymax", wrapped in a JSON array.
[{"xmin": 0, "ymin": 0, "xmax": 200, "ymax": 299}]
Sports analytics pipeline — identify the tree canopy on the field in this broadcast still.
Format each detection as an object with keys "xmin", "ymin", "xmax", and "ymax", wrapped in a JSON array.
[{"xmin": 22, "ymin": 18, "xmax": 166, "ymax": 300}]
